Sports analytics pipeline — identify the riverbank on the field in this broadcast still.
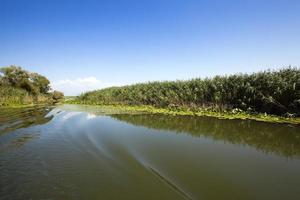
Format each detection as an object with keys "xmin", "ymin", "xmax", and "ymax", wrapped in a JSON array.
[
  {"xmin": 0, "ymin": 87, "xmax": 64, "ymax": 107},
  {"xmin": 65, "ymin": 102, "xmax": 300, "ymax": 124},
  {"xmin": 0, "ymin": 103, "xmax": 63, "ymax": 109},
  {"xmin": 75, "ymin": 68, "xmax": 300, "ymax": 122},
  {"xmin": 4, "ymin": 101, "xmax": 298, "ymax": 124},
  {"xmin": 0, "ymin": 96, "xmax": 63, "ymax": 107}
]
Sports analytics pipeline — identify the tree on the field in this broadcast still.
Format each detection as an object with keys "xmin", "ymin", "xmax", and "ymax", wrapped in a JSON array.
[
  {"xmin": 0, "ymin": 65, "xmax": 51, "ymax": 95},
  {"xmin": 30, "ymin": 73, "xmax": 51, "ymax": 94},
  {"xmin": 52, "ymin": 90, "xmax": 64, "ymax": 102},
  {"xmin": 0, "ymin": 65, "xmax": 36, "ymax": 93}
]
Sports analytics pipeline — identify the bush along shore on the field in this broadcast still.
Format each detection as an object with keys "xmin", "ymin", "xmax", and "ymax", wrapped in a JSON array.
[
  {"xmin": 71, "ymin": 67, "xmax": 300, "ymax": 124},
  {"xmin": 0, "ymin": 65, "xmax": 64, "ymax": 106}
]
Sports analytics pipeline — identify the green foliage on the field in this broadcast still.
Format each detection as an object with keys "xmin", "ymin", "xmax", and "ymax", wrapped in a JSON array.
[
  {"xmin": 0, "ymin": 85, "xmax": 30, "ymax": 105},
  {"xmin": 0, "ymin": 65, "xmax": 64, "ymax": 105},
  {"xmin": 0, "ymin": 65, "xmax": 34, "ymax": 93},
  {"xmin": 52, "ymin": 90, "xmax": 64, "ymax": 102},
  {"xmin": 77, "ymin": 67, "xmax": 300, "ymax": 116},
  {"xmin": 29, "ymin": 73, "xmax": 51, "ymax": 94},
  {"xmin": 0, "ymin": 65, "xmax": 51, "ymax": 95}
]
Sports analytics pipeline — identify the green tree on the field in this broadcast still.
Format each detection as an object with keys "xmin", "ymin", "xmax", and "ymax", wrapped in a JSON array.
[
  {"xmin": 30, "ymin": 73, "xmax": 51, "ymax": 94},
  {"xmin": 0, "ymin": 65, "xmax": 52, "ymax": 95},
  {"xmin": 52, "ymin": 90, "xmax": 64, "ymax": 102},
  {"xmin": 0, "ymin": 65, "xmax": 36, "ymax": 93}
]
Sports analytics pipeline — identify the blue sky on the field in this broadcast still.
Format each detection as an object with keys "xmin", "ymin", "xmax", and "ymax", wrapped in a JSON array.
[{"xmin": 1, "ymin": 0, "xmax": 300, "ymax": 95}]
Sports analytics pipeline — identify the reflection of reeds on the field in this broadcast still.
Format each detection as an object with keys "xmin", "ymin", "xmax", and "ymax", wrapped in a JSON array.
[
  {"xmin": 111, "ymin": 114, "xmax": 300, "ymax": 158},
  {"xmin": 0, "ymin": 106, "xmax": 54, "ymax": 135}
]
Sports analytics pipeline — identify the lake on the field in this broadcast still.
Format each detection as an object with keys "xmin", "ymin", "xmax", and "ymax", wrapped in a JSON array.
[{"xmin": 1, "ymin": 104, "xmax": 300, "ymax": 200}]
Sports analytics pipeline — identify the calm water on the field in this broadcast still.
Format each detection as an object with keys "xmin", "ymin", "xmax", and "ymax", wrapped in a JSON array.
[{"xmin": 1, "ymin": 104, "xmax": 300, "ymax": 200}]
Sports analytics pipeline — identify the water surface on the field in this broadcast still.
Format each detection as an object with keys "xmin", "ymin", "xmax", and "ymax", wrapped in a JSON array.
[{"xmin": 1, "ymin": 104, "xmax": 300, "ymax": 200}]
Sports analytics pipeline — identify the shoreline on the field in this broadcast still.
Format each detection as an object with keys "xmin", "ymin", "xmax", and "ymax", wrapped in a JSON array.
[
  {"xmin": 65, "ymin": 102, "xmax": 300, "ymax": 125},
  {"xmin": 2, "ymin": 102, "xmax": 299, "ymax": 124},
  {"xmin": 0, "ymin": 102, "xmax": 62, "ymax": 109}
]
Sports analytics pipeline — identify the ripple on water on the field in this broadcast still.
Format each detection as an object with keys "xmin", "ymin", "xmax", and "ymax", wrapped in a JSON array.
[{"xmin": 1, "ymin": 104, "xmax": 300, "ymax": 200}]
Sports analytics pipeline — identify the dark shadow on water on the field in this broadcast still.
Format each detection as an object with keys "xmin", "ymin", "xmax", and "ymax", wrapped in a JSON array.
[{"xmin": 110, "ymin": 114, "xmax": 300, "ymax": 158}]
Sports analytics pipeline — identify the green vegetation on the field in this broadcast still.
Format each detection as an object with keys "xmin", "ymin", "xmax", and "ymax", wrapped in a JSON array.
[
  {"xmin": 52, "ymin": 90, "xmax": 64, "ymax": 103},
  {"xmin": 64, "ymin": 96, "xmax": 77, "ymax": 102},
  {"xmin": 66, "ymin": 104, "xmax": 300, "ymax": 124},
  {"xmin": 73, "ymin": 67, "xmax": 300, "ymax": 123},
  {"xmin": 0, "ymin": 65, "xmax": 64, "ymax": 106}
]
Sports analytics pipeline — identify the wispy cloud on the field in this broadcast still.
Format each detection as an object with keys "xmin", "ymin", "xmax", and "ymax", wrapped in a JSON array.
[{"xmin": 51, "ymin": 76, "xmax": 116, "ymax": 96}]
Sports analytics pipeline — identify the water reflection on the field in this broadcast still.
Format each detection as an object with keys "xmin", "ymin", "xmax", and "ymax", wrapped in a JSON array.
[
  {"xmin": 0, "ymin": 106, "xmax": 54, "ymax": 151},
  {"xmin": 0, "ymin": 106, "xmax": 54, "ymax": 134},
  {"xmin": 1, "ymin": 104, "xmax": 300, "ymax": 200},
  {"xmin": 111, "ymin": 114, "xmax": 300, "ymax": 157}
]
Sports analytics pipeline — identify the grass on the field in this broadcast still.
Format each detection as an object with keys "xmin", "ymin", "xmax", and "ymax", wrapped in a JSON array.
[{"xmin": 0, "ymin": 103, "xmax": 57, "ymax": 109}]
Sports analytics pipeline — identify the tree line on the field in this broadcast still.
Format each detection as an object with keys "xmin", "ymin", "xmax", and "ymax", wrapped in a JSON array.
[
  {"xmin": 77, "ymin": 67, "xmax": 300, "ymax": 116},
  {"xmin": 0, "ymin": 65, "xmax": 64, "ymax": 105}
]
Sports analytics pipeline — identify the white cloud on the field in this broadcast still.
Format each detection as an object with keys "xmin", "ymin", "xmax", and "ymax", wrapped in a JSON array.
[{"xmin": 51, "ymin": 76, "xmax": 116, "ymax": 96}]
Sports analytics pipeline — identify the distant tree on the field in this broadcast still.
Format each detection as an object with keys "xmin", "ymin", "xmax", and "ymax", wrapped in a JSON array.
[
  {"xmin": 0, "ymin": 65, "xmax": 64, "ymax": 105},
  {"xmin": 0, "ymin": 65, "xmax": 35, "ymax": 93},
  {"xmin": 0, "ymin": 65, "xmax": 51, "ymax": 95},
  {"xmin": 52, "ymin": 90, "xmax": 64, "ymax": 102},
  {"xmin": 29, "ymin": 73, "xmax": 51, "ymax": 94},
  {"xmin": 1, "ymin": 66, "xmax": 26, "ymax": 86}
]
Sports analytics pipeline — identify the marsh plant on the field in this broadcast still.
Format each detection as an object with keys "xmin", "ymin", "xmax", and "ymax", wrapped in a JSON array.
[{"xmin": 77, "ymin": 67, "xmax": 300, "ymax": 117}]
